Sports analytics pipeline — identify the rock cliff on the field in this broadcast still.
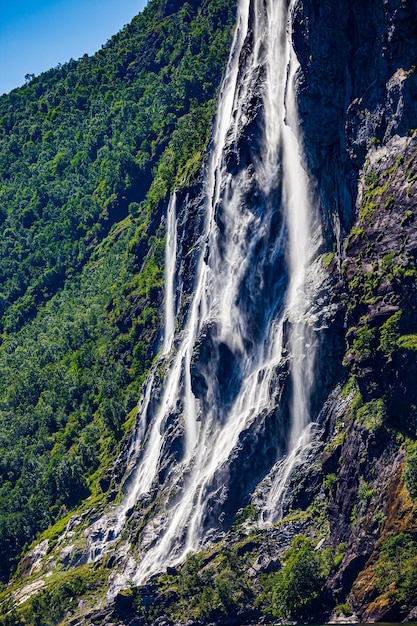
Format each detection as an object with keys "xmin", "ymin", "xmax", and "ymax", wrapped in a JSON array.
[{"xmin": 290, "ymin": 0, "xmax": 417, "ymax": 619}]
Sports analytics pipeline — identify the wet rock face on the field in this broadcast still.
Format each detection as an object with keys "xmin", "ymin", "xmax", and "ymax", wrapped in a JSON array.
[
  {"xmin": 293, "ymin": 0, "xmax": 417, "ymax": 240},
  {"xmin": 291, "ymin": 0, "xmax": 417, "ymax": 618},
  {"xmin": 343, "ymin": 135, "xmax": 417, "ymax": 426},
  {"xmin": 190, "ymin": 321, "xmax": 242, "ymax": 411}
]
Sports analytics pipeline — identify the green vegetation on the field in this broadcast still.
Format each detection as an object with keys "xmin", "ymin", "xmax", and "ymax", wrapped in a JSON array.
[
  {"xmin": 130, "ymin": 547, "xmax": 254, "ymax": 623},
  {"xmin": 0, "ymin": 0, "xmax": 236, "ymax": 582},
  {"xmin": 321, "ymin": 251, "xmax": 335, "ymax": 269},
  {"xmin": 373, "ymin": 533, "xmax": 417, "ymax": 613},
  {"xmin": 175, "ymin": 550, "xmax": 252, "ymax": 619},
  {"xmin": 344, "ymin": 145, "xmax": 417, "ymax": 434},
  {"xmin": 334, "ymin": 602, "xmax": 353, "ymax": 617},
  {"xmin": 22, "ymin": 573, "xmax": 86, "ymax": 626},
  {"xmin": 404, "ymin": 450, "xmax": 417, "ymax": 499},
  {"xmin": 360, "ymin": 155, "xmax": 403, "ymax": 223},
  {"xmin": 333, "ymin": 542, "xmax": 347, "ymax": 568},
  {"xmin": 260, "ymin": 536, "xmax": 331, "ymax": 622},
  {"xmin": 357, "ymin": 479, "xmax": 375, "ymax": 502},
  {"xmin": 232, "ymin": 503, "xmax": 259, "ymax": 533},
  {"xmin": 379, "ymin": 311, "xmax": 402, "ymax": 357},
  {"xmin": 349, "ymin": 321, "xmax": 377, "ymax": 364},
  {"xmin": 397, "ymin": 333, "xmax": 417, "ymax": 351},
  {"xmin": 356, "ymin": 398, "xmax": 386, "ymax": 432},
  {"xmin": 0, "ymin": 565, "xmax": 106, "ymax": 626},
  {"xmin": 323, "ymin": 473, "xmax": 338, "ymax": 495}
]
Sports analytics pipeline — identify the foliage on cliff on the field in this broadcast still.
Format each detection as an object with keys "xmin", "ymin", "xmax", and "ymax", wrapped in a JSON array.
[{"xmin": 0, "ymin": 0, "xmax": 235, "ymax": 582}]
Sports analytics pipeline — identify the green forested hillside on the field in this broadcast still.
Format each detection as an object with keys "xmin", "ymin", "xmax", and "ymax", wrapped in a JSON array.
[{"xmin": 0, "ymin": 0, "xmax": 235, "ymax": 582}]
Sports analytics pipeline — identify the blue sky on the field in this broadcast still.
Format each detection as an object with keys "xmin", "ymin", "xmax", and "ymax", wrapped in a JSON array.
[{"xmin": 0, "ymin": 0, "xmax": 149, "ymax": 95}]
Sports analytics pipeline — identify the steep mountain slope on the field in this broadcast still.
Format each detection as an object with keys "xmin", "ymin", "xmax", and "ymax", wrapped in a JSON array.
[
  {"xmin": 0, "ymin": 0, "xmax": 235, "ymax": 589},
  {"xmin": 1, "ymin": 0, "xmax": 417, "ymax": 624}
]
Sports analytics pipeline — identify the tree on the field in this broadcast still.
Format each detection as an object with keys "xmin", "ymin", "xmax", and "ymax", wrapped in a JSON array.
[{"xmin": 271, "ymin": 536, "xmax": 327, "ymax": 622}]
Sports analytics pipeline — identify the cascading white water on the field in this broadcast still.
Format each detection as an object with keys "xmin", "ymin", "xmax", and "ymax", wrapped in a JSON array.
[
  {"xmin": 87, "ymin": 0, "xmax": 324, "ymax": 590},
  {"xmin": 258, "ymin": 25, "xmax": 322, "ymax": 525},
  {"xmin": 163, "ymin": 192, "xmax": 178, "ymax": 355}
]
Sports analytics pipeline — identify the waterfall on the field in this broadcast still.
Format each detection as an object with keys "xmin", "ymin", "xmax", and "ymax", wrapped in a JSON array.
[
  {"xmin": 258, "ymin": 17, "xmax": 322, "ymax": 524},
  {"xmin": 86, "ymin": 0, "xmax": 324, "ymax": 591},
  {"xmin": 163, "ymin": 192, "xmax": 178, "ymax": 355}
]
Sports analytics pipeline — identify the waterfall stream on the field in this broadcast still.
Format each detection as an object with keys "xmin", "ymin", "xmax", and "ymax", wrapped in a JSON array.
[
  {"xmin": 86, "ymin": 0, "xmax": 324, "ymax": 590},
  {"xmin": 163, "ymin": 192, "xmax": 178, "ymax": 355}
]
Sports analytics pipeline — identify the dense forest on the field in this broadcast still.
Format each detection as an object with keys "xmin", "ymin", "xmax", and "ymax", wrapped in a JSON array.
[{"xmin": 0, "ymin": 0, "xmax": 235, "ymax": 583}]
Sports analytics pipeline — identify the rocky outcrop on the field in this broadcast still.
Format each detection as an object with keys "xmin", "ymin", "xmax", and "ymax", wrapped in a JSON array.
[
  {"xmin": 294, "ymin": 0, "xmax": 417, "ymax": 242},
  {"xmin": 290, "ymin": 0, "xmax": 417, "ymax": 619},
  {"xmin": 343, "ymin": 135, "xmax": 417, "ymax": 414},
  {"xmin": 325, "ymin": 133, "xmax": 417, "ymax": 620}
]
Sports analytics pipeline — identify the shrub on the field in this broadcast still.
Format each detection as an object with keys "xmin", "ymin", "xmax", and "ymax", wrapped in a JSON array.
[
  {"xmin": 404, "ymin": 452, "xmax": 417, "ymax": 499},
  {"xmin": 379, "ymin": 311, "xmax": 401, "ymax": 358},
  {"xmin": 374, "ymin": 532, "xmax": 417, "ymax": 613},
  {"xmin": 269, "ymin": 536, "xmax": 328, "ymax": 622}
]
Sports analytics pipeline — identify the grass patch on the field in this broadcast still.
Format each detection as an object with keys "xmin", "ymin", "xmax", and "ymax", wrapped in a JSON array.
[
  {"xmin": 397, "ymin": 334, "xmax": 417, "ymax": 351},
  {"xmin": 321, "ymin": 251, "xmax": 335, "ymax": 269}
]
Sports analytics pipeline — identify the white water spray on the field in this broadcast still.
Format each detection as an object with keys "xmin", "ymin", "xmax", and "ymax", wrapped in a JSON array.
[
  {"xmin": 86, "ymin": 0, "xmax": 324, "ymax": 589},
  {"xmin": 163, "ymin": 192, "xmax": 178, "ymax": 354}
]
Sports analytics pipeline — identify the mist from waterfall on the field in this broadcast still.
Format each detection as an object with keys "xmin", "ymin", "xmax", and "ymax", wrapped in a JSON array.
[{"xmin": 86, "ymin": 0, "xmax": 323, "ymax": 590}]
